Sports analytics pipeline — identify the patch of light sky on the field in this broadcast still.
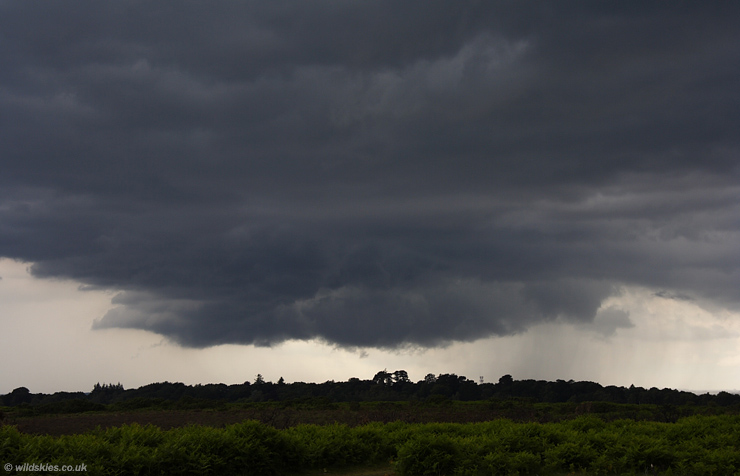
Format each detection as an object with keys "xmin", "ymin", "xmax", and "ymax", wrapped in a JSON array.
[{"xmin": 1, "ymin": 257, "xmax": 739, "ymax": 395}]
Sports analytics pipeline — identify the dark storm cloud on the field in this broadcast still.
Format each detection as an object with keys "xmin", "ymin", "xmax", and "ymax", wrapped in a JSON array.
[{"xmin": 1, "ymin": 1, "xmax": 739, "ymax": 348}]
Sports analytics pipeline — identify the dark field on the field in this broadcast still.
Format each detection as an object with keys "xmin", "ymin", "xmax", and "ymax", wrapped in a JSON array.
[
  {"xmin": 6, "ymin": 402, "xmax": 507, "ymax": 436},
  {"xmin": 4, "ymin": 399, "xmax": 735, "ymax": 436}
]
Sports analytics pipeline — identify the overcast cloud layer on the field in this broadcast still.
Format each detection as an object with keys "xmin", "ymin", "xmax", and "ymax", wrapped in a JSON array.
[{"xmin": 1, "ymin": 1, "xmax": 738, "ymax": 349}]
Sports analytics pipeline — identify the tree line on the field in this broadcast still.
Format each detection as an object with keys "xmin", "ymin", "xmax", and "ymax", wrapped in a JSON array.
[{"xmin": 2, "ymin": 372, "xmax": 739, "ymax": 408}]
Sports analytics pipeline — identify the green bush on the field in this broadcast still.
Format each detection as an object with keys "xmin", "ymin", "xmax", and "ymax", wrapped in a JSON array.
[
  {"xmin": 395, "ymin": 434, "xmax": 459, "ymax": 476},
  {"xmin": 482, "ymin": 450, "xmax": 542, "ymax": 475},
  {"xmin": 4, "ymin": 415, "xmax": 740, "ymax": 475}
]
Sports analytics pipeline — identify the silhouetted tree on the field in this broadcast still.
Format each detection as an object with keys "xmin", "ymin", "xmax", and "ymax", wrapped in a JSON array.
[
  {"xmin": 7, "ymin": 387, "xmax": 32, "ymax": 405},
  {"xmin": 373, "ymin": 370, "xmax": 392, "ymax": 386},
  {"xmin": 392, "ymin": 370, "xmax": 410, "ymax": 385}
]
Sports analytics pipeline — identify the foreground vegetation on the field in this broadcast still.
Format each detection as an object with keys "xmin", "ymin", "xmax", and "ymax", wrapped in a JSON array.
[
  {"xmin": 3, "ymin": 375, "xmax": 739, "ymax": 474},
  {"xmin": 3, "ymin": 415, "xmax": 740, "ymax": 475}
]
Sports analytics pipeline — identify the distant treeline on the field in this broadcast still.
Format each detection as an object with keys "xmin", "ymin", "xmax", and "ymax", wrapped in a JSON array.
[{"xmin": 2, "ymin": 372, "xmax": 740, "ymax": 409}]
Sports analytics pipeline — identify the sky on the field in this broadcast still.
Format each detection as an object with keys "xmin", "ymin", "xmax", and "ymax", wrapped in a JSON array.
[{"xmin": 1, "ymin": 1, "xmax": 739, "ymax": 394}]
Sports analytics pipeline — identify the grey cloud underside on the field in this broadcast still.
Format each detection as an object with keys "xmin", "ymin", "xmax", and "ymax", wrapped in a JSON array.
[{"xmin": 1, "ymin": 2, "xmax": 739, "ymax": 348}]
